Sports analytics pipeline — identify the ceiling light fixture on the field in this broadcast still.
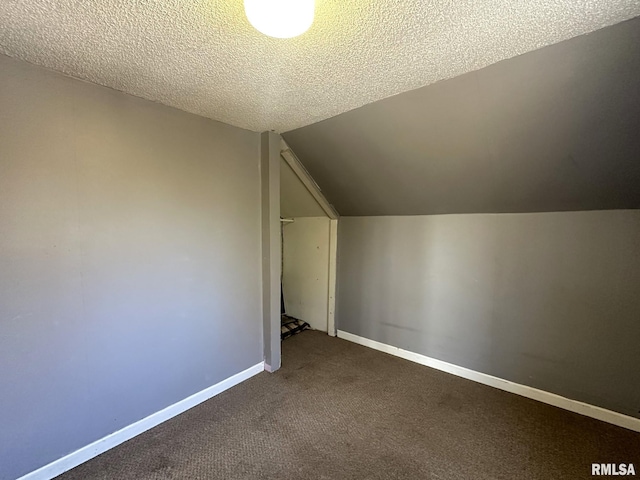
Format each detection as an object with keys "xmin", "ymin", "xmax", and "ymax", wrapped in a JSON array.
[{"xmin": 244, "ymin": 0, "xmax": 314, "ymax": 39}]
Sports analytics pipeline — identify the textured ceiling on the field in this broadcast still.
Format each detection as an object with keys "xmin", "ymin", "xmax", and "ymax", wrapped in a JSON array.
[
  {"xmin": 283, "ymin": 18, "xmax": 640, "ymax": 216},
  {"xmin": 1, "ymin": 1, "xmax": 639, "ymax": 132}
]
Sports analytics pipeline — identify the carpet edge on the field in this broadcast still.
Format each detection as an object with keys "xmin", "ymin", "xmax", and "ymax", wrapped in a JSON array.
[
  {"xmin": 336, "ymin": 330, "xmax": 640, "ymax": 433},
  {"xmin": 17, "ymin": 362, "xmax": 265, "ymax": 480}
]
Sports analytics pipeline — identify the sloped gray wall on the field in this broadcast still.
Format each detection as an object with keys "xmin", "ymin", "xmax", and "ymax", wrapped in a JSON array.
[
  {"xmin": 283, "ymin": 17, "xmax": 640, "ymax": 216},
  {"xmin": 281, "ymin": 158, "xmax": 326, "ymax": 218},
  {"xmin": 287, "ymin": 19, "xmax": 640, "ymax": 419},
  {"xmin": 0, "ymin": 54, "xmax": 262, "ymax": 479},
  {"xmin": 337, "ymin": 212, "xmax": 640, "ymax": 418}
]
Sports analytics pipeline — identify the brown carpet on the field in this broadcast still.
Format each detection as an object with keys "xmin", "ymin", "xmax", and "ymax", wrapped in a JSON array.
[{"xmin": 58, "ymin": 331, "xmax": 640, "ymax": 480}]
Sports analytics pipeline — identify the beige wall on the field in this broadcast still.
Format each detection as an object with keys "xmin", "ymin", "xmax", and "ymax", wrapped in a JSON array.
[
  {"xmin": 280, "ymin": 157, "xmax": 326, "ymax": 218},
  {"xmin": 283, "ymin": 217, "xmax": 330, "ymax": 331}
]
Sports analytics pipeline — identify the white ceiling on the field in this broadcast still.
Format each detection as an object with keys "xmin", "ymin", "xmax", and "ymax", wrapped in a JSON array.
[{"xmin": 1, "ymin": 1, "xmax": 638, "ymax": 133}]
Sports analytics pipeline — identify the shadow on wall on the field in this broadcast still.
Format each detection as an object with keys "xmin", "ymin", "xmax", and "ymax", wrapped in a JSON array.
[
  {"xmin": 336, "ymin": 211, "xmax": 640, "ymax": 418},
  {"xmin": 282, "ymin": 18, "xmax": 640, "ymax": 216}
]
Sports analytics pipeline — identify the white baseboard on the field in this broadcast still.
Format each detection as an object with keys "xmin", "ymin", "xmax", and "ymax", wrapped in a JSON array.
[
  {"xmin": 337, "ymin": 330, "xmax": 640, "ymax": 433},
  {"xmin": 18, "ymin": 362, "xmax": 265, "ymax": 480}
]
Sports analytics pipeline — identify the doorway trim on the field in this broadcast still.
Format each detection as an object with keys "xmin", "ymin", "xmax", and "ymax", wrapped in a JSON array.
[
  {"xmin": 280, "ymin": 139, "xmax": 339, "ymax": 336},
  {"xmin": 261, "ymin": 132, "xmax": 282, "ymax": 372}
]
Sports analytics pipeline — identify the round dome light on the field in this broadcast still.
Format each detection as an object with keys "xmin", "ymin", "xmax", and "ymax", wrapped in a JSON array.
[{"xmin": 244, "ymin": 0, "xmax": 315, "ymax": 39}]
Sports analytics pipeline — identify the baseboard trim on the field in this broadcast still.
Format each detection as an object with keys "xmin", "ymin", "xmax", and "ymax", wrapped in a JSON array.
[
  {"xmin": 337, "ymin": 330, "xmax": 640, "ymax": 433},
  {"xmin": 18, "ymin": 362, "xmax": 265, "ymax": 480}
]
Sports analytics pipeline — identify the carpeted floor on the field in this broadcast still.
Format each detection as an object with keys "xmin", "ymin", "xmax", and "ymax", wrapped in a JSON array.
[{"xmin": 58, "ymin": 331, "xmax": 640, "ymax": 480}]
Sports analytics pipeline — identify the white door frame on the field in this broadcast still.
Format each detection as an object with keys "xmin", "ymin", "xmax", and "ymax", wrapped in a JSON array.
[
  {"xmin": 280, "ymin": 140, "xmax": 339, "ymax": 336},
  {"xmin": 327, "ymin": 218, "xmax": 338, "ymax": 336}
]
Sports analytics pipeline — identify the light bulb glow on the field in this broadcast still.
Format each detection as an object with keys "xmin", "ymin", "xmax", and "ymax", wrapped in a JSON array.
[{"xmin": 244, "ymin": 0, "xmax": 314, "ymax": 39}]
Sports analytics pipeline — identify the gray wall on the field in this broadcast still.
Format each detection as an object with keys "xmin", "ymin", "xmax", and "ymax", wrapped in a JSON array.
[
  {"xmin": 288, "ymin": 18, "xmax": 640, "ymax": 419},
  {"xmin": 281, "ymin": 158, "xmax": 326, "ymax": 218},
  {"xmin": 260, "ymin": 132, "xmax": 282, "ymax": 372},
  {"xmin": 283, "ymin": 17, "xmax": 640, "ymax": 216},
  {"xmin": 337, "ymin": 212, "xmax": 640, "ymax": 418},
  {"xmin": 0, "ymin": 54, "xmax": 262, "ymax": 479}
]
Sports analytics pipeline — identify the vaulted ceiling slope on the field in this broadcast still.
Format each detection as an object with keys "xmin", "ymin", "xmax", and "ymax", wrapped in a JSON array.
[
  {"xmin": 282, "ymin": 18, "xmax": 640, "ymax": 216},
  {"xmin": 281, "ymin": 158, "xmax": 326, "ymax": 218},
  {"xmin": 1, "ymin": 1, "xmax": 639, "ymax": 132}
]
